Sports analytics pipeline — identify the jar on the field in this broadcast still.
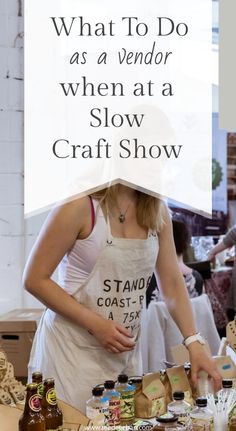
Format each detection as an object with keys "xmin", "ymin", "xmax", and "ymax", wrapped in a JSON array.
[{"xmin": 154, "ymin": 413, "xmax": 185, "ymax": 430}]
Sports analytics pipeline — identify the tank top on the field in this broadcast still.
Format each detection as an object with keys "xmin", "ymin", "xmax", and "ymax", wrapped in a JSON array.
[{"xmin": 57, "ymin": 199, "xmax": 107, "ymax": 295}]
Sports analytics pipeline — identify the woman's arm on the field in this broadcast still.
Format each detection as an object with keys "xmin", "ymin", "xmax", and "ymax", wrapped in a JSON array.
[
  {"xmin": 208, "ymin": 225, "xmax": 236, "ymax": 261},
  {"xmin": 223, "ymin": 225, "xmax": 236, "ymax": 248},
  {"xmin": 23, "ymin": 198, "xmax": 135, "ymax": 353},
  {"xmin": 207, "ymin": 239, "xmax": 231, "ymax": 261},
  {"xmin": 156, "ymin": 206, "xmax": 221, "ymax": 389},
  {"xmin": 208, "ymin": 241, "xmax": 227, "ymax": 261}
]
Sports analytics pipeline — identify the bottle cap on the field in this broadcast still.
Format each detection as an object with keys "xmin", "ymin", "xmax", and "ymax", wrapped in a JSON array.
[
  {"xmin": 184, "ymin": 363, "xmax": 191, "ymax": 371},
  {"xmin": 32, "ymin": 371, "xmax": 42, "ymax": 377},
  {"xmin": 117, "ymin": 374, "xmax": 128, "ymax": 383},
  {"xmin": 173, "ymin": 391, "xmax": 184, "ymax": 401},
  {"xmin": 129, "ymin": 376, "xmax": 143, "ymax": 385},
  {"xmin": 104, "ymin": 380, "xmax": 115, "ymax": 390},
  {"xmin": 43, "ymin": 378, "xmax": 55, "ymax": 386},
  {"xmin": 222, "ymin": 379, "xmax": 233, "ymax": 388},
  {"xmin": 196, "ymin": 397, "xmax": 207, "ymax": 407},
  {"xmin": 26, "ymin": 383, "xmax": 38, "ymax": 391},
  {"xmin": 92, "ymin": 387, "xmax": 104, "ymax": 397}
]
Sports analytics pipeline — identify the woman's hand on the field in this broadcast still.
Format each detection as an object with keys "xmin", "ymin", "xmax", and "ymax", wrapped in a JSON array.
[
  {"xmin": 188, "ymin": 342, "xmax": 222, "ymax": 391},
  {"xmin": 90, "ymin": 316, "xmax": 136, "ymax": 353},
  {"xmin": 207, "ymin": 250, "xmax": 216, "ymax": 262}
]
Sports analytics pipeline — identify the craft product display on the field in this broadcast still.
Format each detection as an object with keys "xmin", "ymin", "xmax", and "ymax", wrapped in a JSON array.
[
  {"xmin": 3, "ymin": 343, "xmax": 236, "ymax": 430},
  {"xmin": 14, "ymin": 364, "xmax": 236, "ymax": 430},
  {"xmin": 84, "ymin": 363, "xmax": 236, "ymax": 431}
]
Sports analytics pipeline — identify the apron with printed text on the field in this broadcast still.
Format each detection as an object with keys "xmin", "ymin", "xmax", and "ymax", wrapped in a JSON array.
[{"xmin": 28, "ymin": 219, "xmax": 159, "ymax": 412}]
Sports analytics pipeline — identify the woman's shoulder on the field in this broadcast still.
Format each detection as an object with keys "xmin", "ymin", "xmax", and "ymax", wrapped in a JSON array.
[
  {"xmin": 46, "ymin": 196, "xmax": 94, "ymax": 240},
  {"xmin": 52, "ymin": 196, "xmax": 93, "ymax": 219}
]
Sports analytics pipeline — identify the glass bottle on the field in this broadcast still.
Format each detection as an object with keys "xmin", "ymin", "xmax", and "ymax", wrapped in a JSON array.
[
  {"xmin": 103, "ymin": 380, "xmax": 121, "ymax": 426},
  {"xmin": 167, "ymin": 391, "xmax": 191, "ymax": 427},
  {"xmin": 32, "ymin": 371, "xmax": 44, "ymax": 399},
  {"xmin": 41, "ymin": 378, "xmax": 63, "ymax": 430},
  {"xmin": 190, "ymin": 397, "xmax": 214, "ymax": 431},
  {"xmin": 115, "ymin": 374, "xmax": 135, "ymax": 425},
  {"xmin": 19, "ymin": 383, "xmax": 45, "ymax": 431},
  {"xmin": 86, "ymin": 387, "xmax": 109, "ymax": 425}
]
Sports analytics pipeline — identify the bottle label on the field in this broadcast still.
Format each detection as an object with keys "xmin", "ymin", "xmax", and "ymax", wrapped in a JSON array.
[
  {"xmin": 120, "ymin": 391, "xmax": 135, "ymax": 420},
  {"xmin": 29, "ymin": 394, "xmax": 41, "ymax": 412},
  {"xmin": 192, "ymin": 418, "xmax": 214, "ymax": 431},
  {"xmin": 86, "ymin": 406, "xmax": 109, "ymax": 425},
  {"xmin": 37, "ymin": 383, "xmax": 44, "ymax": 398},
  {"xmin": 184, "ymin": 390, "xmax": 194, "ymax": 406},
  {"xmin": 151, "ymin": 397, "xmax": 165, "ymax": 417},
  {"xmin": 177, "ymin": 413, "xmax": 191, "ymax": 427},
  {"xmin": 46, "ymin": 388, "xmax": 57, "ymax": 406},
  {"xmin": 109, "ymin": 399, "xmax": 121, "ymax": 426},
  {"xmin": 168, "ymin": 407, "xmax": 191, "ymax": 426}
]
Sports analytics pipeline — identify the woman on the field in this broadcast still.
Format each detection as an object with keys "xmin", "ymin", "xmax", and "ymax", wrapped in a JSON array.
[
  {"xmin": 208, "ymin": 225, "xmax": 236, "ymax": 318},
  {"xmin": 24, "ymin": 185, "xmax": 221, "ymax": 412},
  {"xmin": 208, "ymin": 225, "xmax": 236, "ymax": 264}
]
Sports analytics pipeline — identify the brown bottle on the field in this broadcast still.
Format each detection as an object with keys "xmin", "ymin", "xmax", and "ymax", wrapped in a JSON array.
[
  {"xmin": 32, "ymin": 372, "xmax": 44, "ymax": 399},
  {"xmin": 42, "ymin": 378, "xmax": 63, "ymax": 430},
  {"xmin": 19, "ymin": 383, "xmax": 45, "ymax": 431}
]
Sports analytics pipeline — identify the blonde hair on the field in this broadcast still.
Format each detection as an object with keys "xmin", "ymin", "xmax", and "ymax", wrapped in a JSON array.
[{"xmin": 91, "ymin": 185, "xmax": 164, "ymax": 232}]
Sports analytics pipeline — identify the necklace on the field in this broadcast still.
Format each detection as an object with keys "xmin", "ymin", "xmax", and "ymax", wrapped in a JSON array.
[{"xmin": 118, "ymin": 203, "xmax": 130, "ymax": 223}]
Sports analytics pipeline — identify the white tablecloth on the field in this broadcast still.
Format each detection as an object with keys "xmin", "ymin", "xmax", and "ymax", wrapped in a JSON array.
[{"xmin": 141, "ymin": 294, "xmax": 221, "ymax": 373}]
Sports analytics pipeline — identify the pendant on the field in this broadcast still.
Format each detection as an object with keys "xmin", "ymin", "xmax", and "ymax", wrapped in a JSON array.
[{"xmin": 119, "ymin": 214, "xmax": 125, "ymax": 223}]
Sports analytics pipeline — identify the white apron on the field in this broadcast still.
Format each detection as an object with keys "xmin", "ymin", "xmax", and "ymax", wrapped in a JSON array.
[{"xmin": 28, "ymin": 218, "xmax": 159, "ymax": 412}]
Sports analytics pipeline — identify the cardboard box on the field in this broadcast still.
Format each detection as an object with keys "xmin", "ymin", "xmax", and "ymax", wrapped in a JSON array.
[{"xmin": 0, "ymin": 309, "xmax": 43, "ymax": 378}]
